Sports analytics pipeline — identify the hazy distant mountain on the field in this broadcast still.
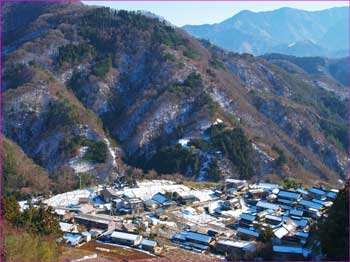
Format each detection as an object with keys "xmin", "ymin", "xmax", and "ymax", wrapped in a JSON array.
[{"xmin": 183, "ymin": 7, "xmax": 349, "ymax": 57}]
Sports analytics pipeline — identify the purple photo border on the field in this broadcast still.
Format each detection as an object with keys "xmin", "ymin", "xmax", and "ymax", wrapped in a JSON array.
[{"xmin": 0, "ymin": 0, "xmax": 349, "ymax": 261}]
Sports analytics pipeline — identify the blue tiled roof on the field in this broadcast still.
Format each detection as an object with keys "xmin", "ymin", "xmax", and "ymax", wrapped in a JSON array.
[
  {"xmin": 278, "ymin": 190, "xmax": 301, "ymax": 199},
  {"xmin": 237, "ymin": 227, "xmax": 259, "ymax": 237},
  {"xmin": 295, "ymin": 231, "xmax": 309, "ymax": 238},
  {"xmin": 290, "ymin": 209, "xmax": 303, "ymax": 216},
  {"xmin": 257, "ymin": 201, "xmax": 279, "ymax": 210},
  {"xmin": 265, "ymin": 214, "xmax": 282, "ymax": 222},
  {"xmin": 312, "ymin": 199, "xmax": 325, "ymax": 205},
  {"xmin": 152, "ymin": 193, "xmax": 168, "ymax": 204},
  {"xmin": 298, "ymin": 199, "xmax": 322, "ymax": 210},
  {"xmin": 292, "ymin": 218, "xmax": 308, "ymax": 228},
  {"xmin": 309, "ymin": 187, "xmax": 326, "ymax": 196},
  {"xmin": 296, "ymin": 189, "xmax": 309, "ymax": 195},
  {"xmin": 327, "ymin": 191, "xmax": 337, "ymax": 199},
  {"xmin": 277, "ymin": 198, "xmax": 293, "ymax": 205},
  {"xmin": 240, "ymin": 213, "xmax": 256, "ymax": 221}
]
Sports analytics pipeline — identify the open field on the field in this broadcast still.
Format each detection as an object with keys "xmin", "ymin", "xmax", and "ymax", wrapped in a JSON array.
[{"xmin": 77, "ymin": 240, "xmax": 155, "ymax": 261}]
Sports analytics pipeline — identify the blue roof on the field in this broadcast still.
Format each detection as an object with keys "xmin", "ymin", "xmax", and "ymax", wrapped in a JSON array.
[
  {"xmin": 183, "ymin": 231, "xmax": 212, "ymax": 244},
  {"xmin": 309, "ymin": 187, "xmax": 326, "ymax": 196},
  {"xmin": 296, "ymin": 189, "xmax": 309, "ymax": 195},
  {"xmin": 237, "ymin": 227, "xmax": 259, "ymax": 237},
  {"xmin": 63, "ymin": 233, "xmax": 82, "ymax": 245},
  {"xmin": 273, "ymin": 245, "xmax": 303, "ymax": 254},
  {"xmin": 327, "ymin": 191, "xmax": 337, "ymax": 199},
  {"xmin": 312, "ymin": 199, "xmax": 325, "ymax": 205},
  {"xmin": 141, "ymin": 239, "xmax": 157, "ymax": 247},
  {"xmin": 257, "ymin": 201, "xmax": 279, "ymax": 210},
  {"xmin": 152, "ymin": 193, "xmax": 168, "ymax": 204},
  {"xmin": 295, "ymin": 231, "xmax": 309, "ymax": 238},
  {"xmin": 277, "ymin": 198, "xmax": 293, "ymax": 205},
  {"xmin": 265, "ymin": 214, "xmax": 283, "ymax": 222},
  {"xmin": 298, "ymin": 199, "xmax": 322, "ymax": 210},
  {"xmin": 278, "ymin": 190, "xmax": 301, "ymax": 199},
  {"xmin": 90, "ymin": 196, "xmax": 105, "ymax": 205},
  {"xmin": 290, "ymin": 209, "xmax": 303, "ymax": 216},
  {"xmin": 240, "ymin": 213, "xmax": 256, "ymax": 221},
  {"xmin": 291, "ymin": 218, "xmax": 308, "ymax": 228},
  {"xmin": 280, "ymin": 204, "xmax": 291, "ymax": 210}
]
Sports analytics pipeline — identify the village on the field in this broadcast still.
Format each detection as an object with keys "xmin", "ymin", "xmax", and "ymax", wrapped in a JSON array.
[{"xmin": 17, "ymin": 178, "xmax": 339, "ymax": 261}]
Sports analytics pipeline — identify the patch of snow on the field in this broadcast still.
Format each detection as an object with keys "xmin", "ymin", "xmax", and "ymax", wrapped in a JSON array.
[
  {"xmin": 213, "ymin": 118, "xmax": 223, "ymax": 125},
  {"xmin": 178, "ymin": 138, "xmax": 190, "ymax": 148},
  {"xmin": 104, "ymin": 138, "xmax": 117, "ymax": 167},
  {"xmin": 45, "ymin": 189, "xmax": 92, "ymax": 207}
]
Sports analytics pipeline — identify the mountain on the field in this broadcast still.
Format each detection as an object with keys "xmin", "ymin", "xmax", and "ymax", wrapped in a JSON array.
[
  {"xmin": 2, "ymin": 2, "xmax": 348, "ymax": 189},
  {"xmin": 183, "ymin": 7, "xmax": 349, "ymax": 57},
  {"xmin": 262, "ymin": 53, "xmax": 349, "ymax": 88}
]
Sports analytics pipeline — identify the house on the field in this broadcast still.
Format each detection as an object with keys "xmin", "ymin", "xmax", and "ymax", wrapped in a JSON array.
[
  {"xmin": 215, "ymin": 239, "xmax": 256, "ymax": 257},
  {"xmin": 224, "ymin": 179, "xmax": 247, "ymax": 193},
  {"xmin": 291, "ymin": 217, "xmax": 309, "ymax": 229},
  {"xmin": 90, "ymin": 228, "xmax": 104, "ymax": 238},
  {"xmin": 144, "ymin": 199, "xmax": 159, "ymax": 211},
  {"xmin": 74, "ymin": 213, "xmax": 115, "ymax": 230},
  {"xmin": 152, "ymin": 193, "xmax": 169, "ymax": 205},
  {"xmin": 181, "ymin": 195, "xmax": 198, "ymax": 205},
  {"xmin": 273, "ymin": 245, "xmax": 308, "ymax": 260},
  {"xmin": 273, "ymin": 220, "xmax": 297, "ymax": 239},
  {"xmin": 111, "ymin": 197, "xmax": 144, "ymax": 214},
  {"xmin": 172, "ymin": 231, "xmax": 214, "ymax": 250},
  {"xmin": 326, "ymin": 190, "xmax": 338, "ymax": 200},
  {"xmin": 297, "ymin": 199, "xmax": 323, "ymax": 212},
  {"xmin": 256, "ymin": 182, "xmax": 279, "ymax": 190},
  {"xmin": 124, "ymin": 198, "xmax": 144, "ymax": 214},
  {"xmin": 141, "ymin": 239, "xmax": 158, "ymax": 253},
  {"xmin": 239, "ymin": 213, "xmax": 256, "ymax": 228},
  {"xmin": 82, "ymin": 231, "xmax": 92, "ymax": 242},
  {"xmin": 63, "ymin": 233, "xmax": 82, "ymax": 246},
  {"xmin": 100, "ymin": 188, "xmax": 119, "ymax": 202},
  {"xmin": 59, "ymin": 222, "xmax": 78, "ymax": 233},
  {"xmin": 265, "ymin": 214, "xmax": 283, "ymax": 226},
  {"xmin": 256, "ymin": 201, "xmax": 280, "ymax": 211},
  {"xmin": 278, "ymin": 190, "xmax": 301, "ymax": 201},
  {"xmin": 308, "ymin": 187, "xmax": 327, "ymax": 199},
  {"xmin": 236, "ymin": 227, "xmax": 259, "ymax": 240},
  {"xmin": 110, "ymin": 231, "xmax": 143, "ymax": 246},
  {"xmin": 289, "ymin": 209, "xmax": 304, "ymax": 217}
]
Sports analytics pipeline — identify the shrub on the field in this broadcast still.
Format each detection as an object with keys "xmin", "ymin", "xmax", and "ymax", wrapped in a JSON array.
[
  {"xmin": 84, "ymin": 141, "xmax": 108, "ymax": 163},
  {"xmin": 92, "ymin": 55, "xmax": 112, "ymax": 77}
]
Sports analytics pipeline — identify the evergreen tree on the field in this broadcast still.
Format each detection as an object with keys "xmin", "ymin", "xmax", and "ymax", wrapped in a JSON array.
[{"xmin": 319, "ymin": 183, "xmax": 349, "ymax": 260}]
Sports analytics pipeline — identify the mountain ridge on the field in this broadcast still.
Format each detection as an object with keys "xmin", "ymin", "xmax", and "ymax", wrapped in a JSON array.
[{"xmin": 183, "ymin": 6, "xmax": 349, "ymax": 57}]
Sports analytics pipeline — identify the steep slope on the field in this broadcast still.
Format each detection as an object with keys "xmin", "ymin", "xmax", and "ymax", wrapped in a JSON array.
[
  {"xmin": 2, "ymin": 137, "xmax": 50, "ymax": 197},
  {"xmin": 183, "ymin": 7, "xmax": 349, "ymax": 57},
  {"xmin": 2, "ymin": 3, "xmax": 347, "ymax": 187},
  {"xmin": 3, "ymin": 61, "xmax": 118, "ymax": 178}
]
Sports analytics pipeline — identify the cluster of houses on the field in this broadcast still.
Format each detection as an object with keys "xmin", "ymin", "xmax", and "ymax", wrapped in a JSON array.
[
  {"xmin": 18, "ymin": 178, "xmax": 339, "ymax": 260},
  {"xmin": 170, "ymin": 180, "xmax": 338, "ymax": 260}
]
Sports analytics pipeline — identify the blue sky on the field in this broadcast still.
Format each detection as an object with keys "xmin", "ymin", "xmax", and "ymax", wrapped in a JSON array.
[{"xmin": 83, "ymin": 1, "xmax": 348, "ymax": 26}]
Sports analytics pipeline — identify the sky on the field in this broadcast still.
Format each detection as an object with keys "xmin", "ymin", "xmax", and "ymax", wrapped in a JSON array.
[{"xmin": 82, "ymin": 1, "xmax": 348, "ymax": 27}]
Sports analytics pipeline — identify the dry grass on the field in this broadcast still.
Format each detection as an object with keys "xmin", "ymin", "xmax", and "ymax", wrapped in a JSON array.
[{"xmin": 77, "ymin": 240, "xmax": 155, "ymax": 261}]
